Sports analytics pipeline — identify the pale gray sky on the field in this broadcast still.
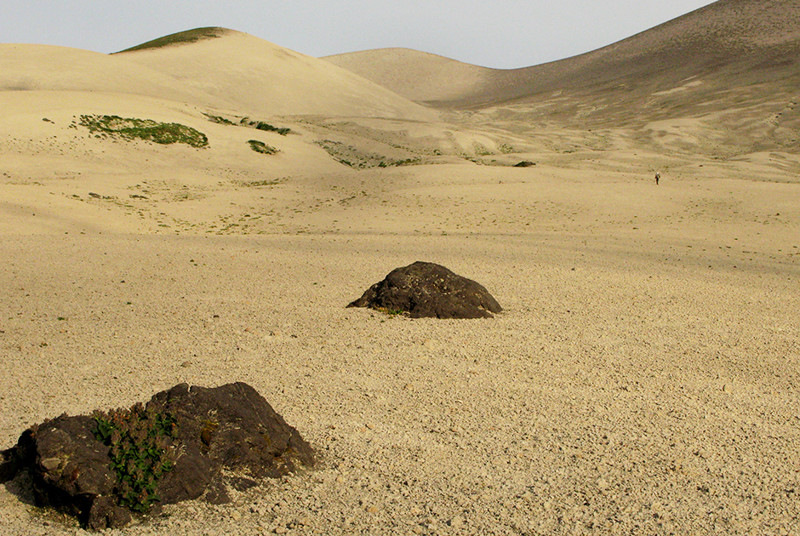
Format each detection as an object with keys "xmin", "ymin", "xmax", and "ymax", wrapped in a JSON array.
[{"xmin": 3, "ymin": 0, "xmax": 716, "ymax": 68}]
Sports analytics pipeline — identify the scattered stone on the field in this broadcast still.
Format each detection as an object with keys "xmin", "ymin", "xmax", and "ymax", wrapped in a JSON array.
[
  {"xmin": 513, "ymin": 160, "xmax": 536, "ymax": 167},
  {"xmin": 348, "ymin": 261, "xmax": 502, "ymax": 319},
  {"xmin": 0, "ymin": 382, "xmax": 314, "ymax": 530}
]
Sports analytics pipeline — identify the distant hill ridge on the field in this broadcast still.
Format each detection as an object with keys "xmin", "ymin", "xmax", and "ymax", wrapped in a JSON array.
[{"xmin": 325, "ymin": 0, "xmax": 800, "ymax": 110}]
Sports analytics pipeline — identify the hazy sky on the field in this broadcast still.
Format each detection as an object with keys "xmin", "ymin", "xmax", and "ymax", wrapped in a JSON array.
[{"xmin": 4, "ymin": 0, "xmax": 716, "ymax": 68}]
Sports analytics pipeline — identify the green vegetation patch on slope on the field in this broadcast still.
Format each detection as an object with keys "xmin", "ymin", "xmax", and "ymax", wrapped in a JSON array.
[
  {"xmin": 248, "ymin": 140, "xmax": 278, "ymax": 155},
  {"xmin": 203, "ymin": 113, "xmax": 236, "ymax": 125},
  {"xmin": 77, "ymin": 115, "xmax": 209, "ymax": 148},
  {"xmin": 241, "ymin": 117, "xmax": 292, "ymax": 135},
  {"xmin": 115, "ymin": 27, "xmax": 226, "ymax": 53},
  {"xmin": 315, "ymin": 140, "xmax": 420, "ymax": 169},
  {"xmin": 203, "ymin": 113, "xmax": 292, "ymax": 135}
]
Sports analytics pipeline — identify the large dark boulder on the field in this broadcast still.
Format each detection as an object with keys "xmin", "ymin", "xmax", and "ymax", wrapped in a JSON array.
[
  {"xmin": 348, "ymin": 261, "xmax": 502, "ymax": 319},
  {"xmin": 0, "ymin": 382, "xmax": 313, "ymax": 530}
]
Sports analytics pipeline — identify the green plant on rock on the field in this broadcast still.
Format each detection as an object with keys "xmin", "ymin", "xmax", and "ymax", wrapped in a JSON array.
[
  {"xmin": 77, "ymin": 115, "xmax": 208, "ymax": 148},
  {"xmin": 377, "ymin": 307, "xmax": 406, "ymax": 317},
  {"xmin": 92, "ymin": 404, "xmax": 177, "ymax": 513}
]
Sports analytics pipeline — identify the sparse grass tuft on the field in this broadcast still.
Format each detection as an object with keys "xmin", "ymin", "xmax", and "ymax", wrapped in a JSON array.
[{"xmin": 77, "ymin": 115, "xmax": 208, "ymax": 148}]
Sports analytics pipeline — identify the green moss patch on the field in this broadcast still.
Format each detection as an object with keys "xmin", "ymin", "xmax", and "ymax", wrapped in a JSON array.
[{"xmin": 78, "ymin": 115, "xmax": 208, "ymax": 148}]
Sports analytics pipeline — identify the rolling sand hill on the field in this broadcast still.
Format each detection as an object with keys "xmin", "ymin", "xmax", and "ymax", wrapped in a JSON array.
[
  {"xmin": 116, "ymin": 28, "xmax": 436, "ymax": 120},
  {"xmin": 330, "ymin": 0, "xmax": 800, "ymax": 163},
  {"xmin": 1, "ymin": 1, "xmax": 799, "ymax": 534},
  {"xmin": 0, "ymin": 43, "xmax": 214, "ymax": 104},
  {"xmin": 327, "ymin": 0, "xmax": 800, "ymax": 123},
  {"xmin": 325, "ymin": 48, "xmax": 495, "ymax": 105}
]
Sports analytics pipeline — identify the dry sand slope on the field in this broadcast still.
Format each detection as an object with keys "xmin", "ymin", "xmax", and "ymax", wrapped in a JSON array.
[{"xmin": 1, "ymin": 3, "xmax": 800, "ymax": 535}]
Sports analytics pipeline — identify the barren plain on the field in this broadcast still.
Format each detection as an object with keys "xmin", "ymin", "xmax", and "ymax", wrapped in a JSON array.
[{"xmin": 1, "ymin": 1, "xmax": 799, "ymax": 534}]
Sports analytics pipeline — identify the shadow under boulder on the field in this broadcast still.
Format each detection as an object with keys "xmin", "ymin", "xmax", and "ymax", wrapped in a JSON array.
[
  {"xmin": 0, "ymin": 382, "xmax": 314, "ymax": 530},
  {"xmin": 348, "ymin": 261, "xmax": 502, "ymax": 319}
]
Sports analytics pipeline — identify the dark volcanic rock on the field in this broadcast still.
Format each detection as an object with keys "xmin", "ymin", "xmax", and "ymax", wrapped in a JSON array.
[
  {"xmin": 348, "ymin": 261, "xmax": 502, "ymax": 319},
  {"xmin": 1, "ymin": 444, "xmax": 23, "ymax": 483},
  {"xmin": 1, "ymin": 382, "xmax": 314, "ymax": 530}
]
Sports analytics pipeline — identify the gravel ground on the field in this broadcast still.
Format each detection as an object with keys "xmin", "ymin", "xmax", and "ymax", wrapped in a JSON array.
[{"xmin": 1, "ymin": 231, "xmax": 798, "ymax": 535}]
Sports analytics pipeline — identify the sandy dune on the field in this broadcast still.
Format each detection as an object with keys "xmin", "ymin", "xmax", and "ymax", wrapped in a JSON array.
[
  {"xmin": 117, "ymin": 29, "xmax": 436, "ymax": 120},
  {"xmin": 1, "ymin": 1, "xmax": 799, "ymax": 534},
  {"xmin": 0, "ymin": 44, "xmax": 217, "ymax": 106},
  {"xmin": 325, "ymin": 48, "xmax": 495, "ymax": 106},
  {"xmin": 327, "ymin": 0, "xmax": 800, "ymax": 117}
]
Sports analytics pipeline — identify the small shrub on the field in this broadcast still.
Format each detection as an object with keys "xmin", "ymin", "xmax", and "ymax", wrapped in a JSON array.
[
  {"xmin": 248, "ymin": 140, "xmax": 278, "ymax": 155},
  {"xmin": 92, "ymin": 404, "xmax": 177, "ymax": 513},
  {"xmin": 77, "ymin": 115, "xmax": 208, "ymax": 148}
]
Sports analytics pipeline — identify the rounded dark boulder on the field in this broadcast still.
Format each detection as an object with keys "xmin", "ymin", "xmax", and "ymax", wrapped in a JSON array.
[
  {"xmin": 348, "ymin": 261, "xmax": 502, "ymax": 319},
  {"xmin": 0, "ymin": 382, "xmax": 314, "ymax": 530}
]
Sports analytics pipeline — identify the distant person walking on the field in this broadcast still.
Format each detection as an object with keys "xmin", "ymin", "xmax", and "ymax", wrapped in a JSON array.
[{"xmin": 655, "ymin": 172, "xmax": 660, "ymax": 185}]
